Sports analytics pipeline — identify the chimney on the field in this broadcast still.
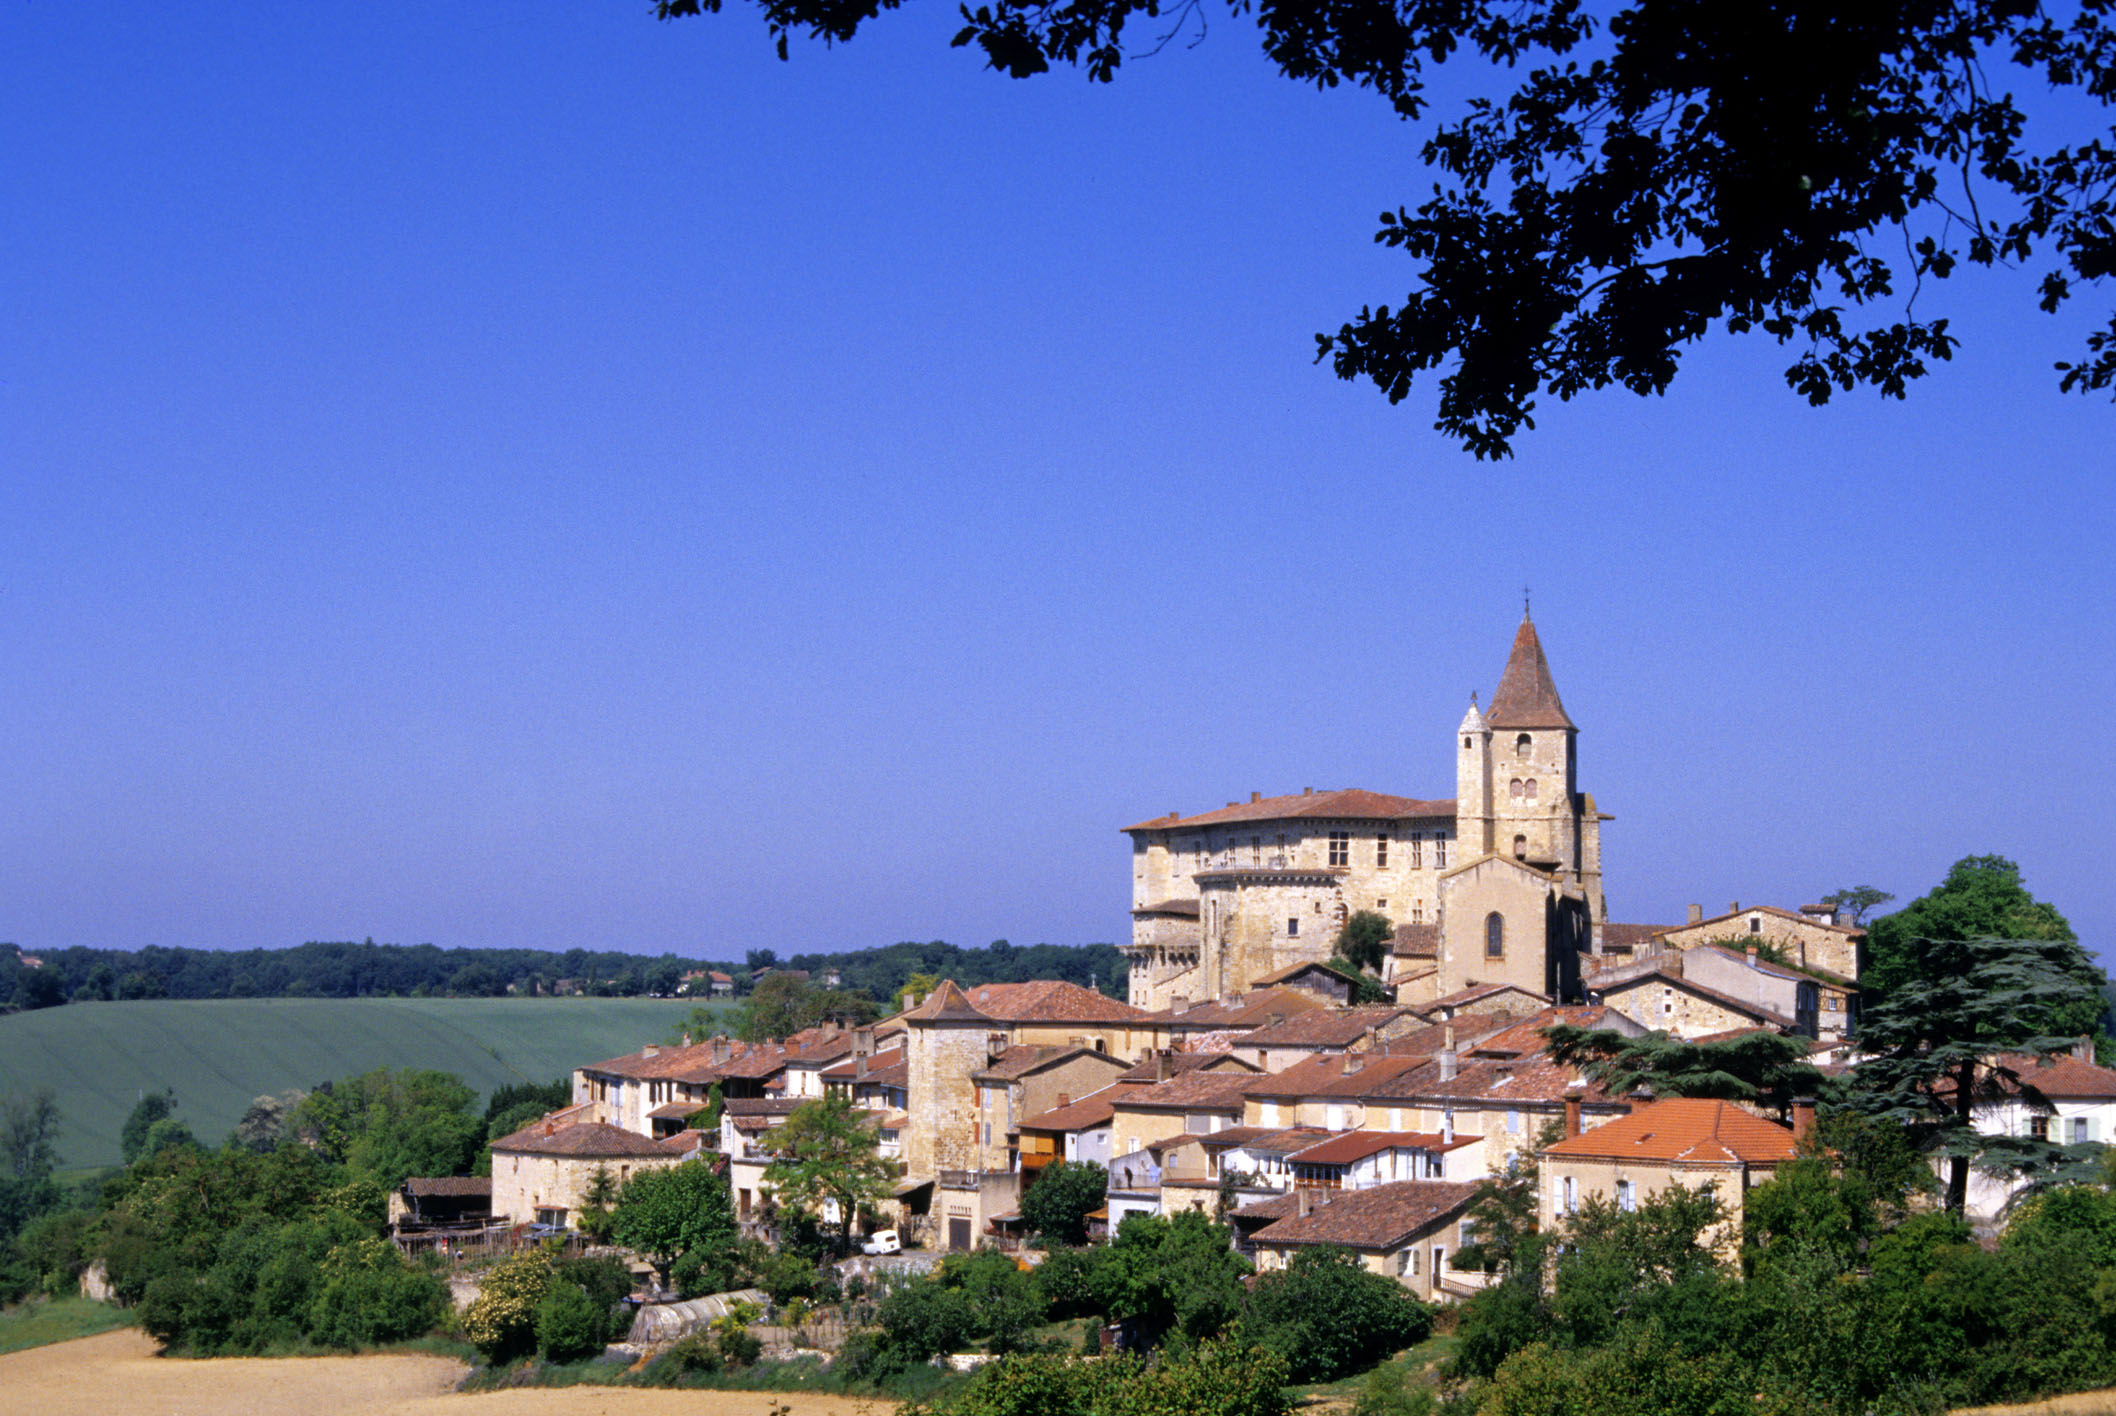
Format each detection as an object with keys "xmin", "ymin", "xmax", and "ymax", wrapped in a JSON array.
[
  {"xmin": 642, "ymin": 1044, "xmax": 659, "ymax": 1059},
  {"xmin": 1729, "ymin": 901, "xmax": 1741, "ymax": 915},
  {"xmin": 1437, "ymin": 1026, "xmax": 1458, "ymax": 1083},
  {"xmin": 1562, "ymin": 1090, "xmax": 1582, "ymax": 1139},
  {"xmin": 1304, "ymin": 787, "xmax": 1314, "ymax": 796},
  {"xmin": 1746, "ymin": 946, "xmax": 1759, "ymax": 968},
  {"xmin": 542, "ymin": 1121, "xmax": 557, "ymax": 1137},
  {"xmin": 712, "ymin": 1035, "xmax": 730, "ymax": 1064},
  {"xmin": 1297, "ymin": 1187, "xmax": 1316, "ymax": 1217},
  {"xmin": 1156, "ymin": 1049, "xmax": 1174, "ymax": 1082},
  {"xmin": 856, "ymin": 1055, "xmax": 869, "ymax": 1080},
  {"xmin": 1625, "ymin": 1085, "xmax": 1655, "ymax": 1113},
  {"xmin": 1791, "ymin": 1096, "xmax": 1816, "ymax": 1144},
  {"xmin": 1056, "ymin": 1093, "xmax": 1070, "ymax": 1109},
  {"xmin": 853, "ymin": 1025, "xmax": 875, "ymax": 1058},
  {"xmin": 1361, "ymin": 1024, "xmax": 1378, "ymax": 1053},
  {"xmin": 1687, "ymin": 903, "xmax": 1703, "ymax": 925},
  {"xmin": 1343, "ymin": 1051, "xmax": 1363, "ymax": 1074},
  {"xmin": 1251, "ymin": 791, "xmax": 1261, "ymax": 802},
  {"xmin": 681, "ymin": 1033, "xmax": 692, "ymax": 1047}
]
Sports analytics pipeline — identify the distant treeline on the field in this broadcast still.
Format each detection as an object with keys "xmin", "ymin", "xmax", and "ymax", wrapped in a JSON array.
[
  {"xmin": 780, "ymin": 939, "xmax": 1129, "ymax": 1001},
  {"xmin": 0, "ymin": 936, "xmax": 1127, "ymax": 1012}
]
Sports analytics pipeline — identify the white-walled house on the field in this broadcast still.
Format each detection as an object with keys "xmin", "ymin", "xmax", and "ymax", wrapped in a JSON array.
[{"xmin": 1968, "ymin": 1051, "xmax": 2116, "ymax": 1225}]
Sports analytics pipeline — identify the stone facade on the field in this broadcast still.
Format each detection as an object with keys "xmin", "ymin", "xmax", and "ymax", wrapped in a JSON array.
[
  {"xmin": 1653, "ymin": 904, "xmax": 1865, "ymax": 981},
  {"xmin": 488, "ymin": 1126, "xmax": 686, "ymax": 1228},
  {"xmin": 1121, "ymin": 615, "xmax": 1606, "ymax": 1012}
]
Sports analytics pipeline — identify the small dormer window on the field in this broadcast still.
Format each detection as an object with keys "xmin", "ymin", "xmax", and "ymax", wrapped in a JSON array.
[{"xmin": 1515, "ymin": 733, "xmax": 1532, "ymax": 758}]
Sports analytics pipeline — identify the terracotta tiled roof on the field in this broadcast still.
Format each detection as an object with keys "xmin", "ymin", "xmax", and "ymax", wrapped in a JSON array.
[
  {"xmin": 1467, "ymin": 1006, "xmax": 1629, "ymax": 1058},
  {"xmin": 1110, "ymin": 1071, "xmax": 1255, "ymax": 1113},
  {"xmin": 1230, "ymin": 1191, "xmax": 1305, "ymax": 1225},
  {"xmin": 405, "ymin": 1176, "xmax": 491, "ymax": 1198},
  {"xmin": 820, "ymin": 1046, "xmax": 909, "ymax": 1084},
  {"xmin": 1391, "ymin": 923, "xmax": 1440, "ymax": 958},
  {"xmin": 1211, "ymin": 1126, "xmax": 1334, "ymax": 1157},
  {"xmin": 1124, "ymin": 788, "xmax": 1455, "ymax": 834},
  {"xmin": 491, "ymin": 1120, "xmax": 676, "ymax": 1159},
  {"xmin": 1019, "ymin": 1085, "xmax": 1124, "ymax": 1133},
  {"xmin": 1242, "ymin": 1051, "xmax": 1428, "ymax": 1099},
  {"xmin": 1250, "ymin": 1181, "xmax": 1481, "ymax": 1250},
  {"xmin": 1366, "ymin": 1052, "xmax": 1618, "ymax": 1108},
  {"xmin": 959, "ymin": 980, "xmax": 1157, "ymax": 1024},
  {"xmin": 1993, "ymin": 1054, "xmax": 2116, "ymax": 1100},
  {"xmin": 902, "ymin": 979, "xmax": 989, "ymax": 1021},
  {"xmin": 723, "ymin": 1097, "xmax": 804, "ymax": 1117},
  {"xmin": 1115, "ymin": 1051, "xmax": 1260, "ymax": 1083},
  {"xmin": 973, "ymin": 1044, "xmax": 1124, "ymax": 1084},
  {"xmin": 1161, "ymin": 987, "xmax": 1327, "ymax": 1030},
  {"xmin": 660, "ymin": 1131, "xmax": 712, "ymax": 1156},
  {"xmin": 1542, "ymin": 1097, "xmax": 1798, "ymax": 1165},
  {"xmin": 1234, "ymin": 1006, "xmax": 1419, "ymax": 1049},
  {"xmin": 1285, "ymin": 1130, "xmax": 1469, "ymax": 1165},
  {"xmin": 1252, "ymin": 959, "xmax": 1366, "ymax": 989},
  {"xmin": 1602, "ymin": 922, "xmax": 1675, "ymax": 950},
  {"xmin": 647, "ymin": 1101, "xmax": 710, "ymax": 1121},
  {"xmin": 1375, "ymin": 1014, "xmax": 1529, "ymax": 1061},
  {"xmin": 1427, "ymin": 982, "xmax": 1541, "ymax": 1009},
  {"xmin": 1484, "ymin": 616, "xmax": 1575, "ymax": 730}
]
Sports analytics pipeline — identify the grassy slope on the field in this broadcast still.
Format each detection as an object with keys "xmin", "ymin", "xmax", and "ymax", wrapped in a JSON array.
[
  {"xmin": 0, "ymin": 1297, "xmax": 135, "ymax": 1356},
  {"xmin": 0, "ymin": 997, "xmax": 732, "ymax": 1169}
]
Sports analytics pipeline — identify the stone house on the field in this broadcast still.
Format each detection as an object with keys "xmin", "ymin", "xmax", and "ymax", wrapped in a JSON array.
[
  {"xmin": 1361, "ymin": 1049, "xmax": 1628, "ymax": 1176},
  {"xmin": 1121, "ymin": 615, "xmax": 1608, "ymax": 1014},
  {"xmin": 1587, "ymin": 964, "xmax": 1799, "ymax": 1039},
  {"xmin": 1018, "ymin": 1086, "xmax": 1124, "ymax": 1171},
  {"xmin": 1968, "ymin": 1050, "xmax": 2116, "ymax": 1224},
  {"xmin": 1230, "ymin": 1006, "xmax": 1426, "ymax": 1071},
  {"xmin": 1680, "ymin": 943, "xmax": 1859, "ymax": 1040},
  {"xmin": 1106, "ymin": 1070, "xmax": 1253, "ymax": 1162},
  {"xmin": 488, "ymin": 1119, "xmax": 690, "ymax": 1229},
  {"xmin": 971, "ymin": 1044, "xmax": 1133, "ymax": 1174},
  {"xmin": 1247, "ymin": 1181, "xmax": 1483, "ymax": 1302},
  {"xmin": 572, "ymin": 1035, "xmax": 791, "ymax": 1134},
  {"xmin": 1423, "ymin": 981, "xmax": 1549, "ymax": 1023},
  {"xmin": 1203, "ymin": 1126, "xmax": 1334, "ymax": 1192},
  {"xmin": 1284, "ymin": 1130, "xmax": 1485, "ymax": 1189},
  {"xmin": 1242, "ymin": 1051, "xmax": 1428, "ymax": 1131},
  {"xmin": 1652, "ymin": 902, "xmax": 1866, "ymax": 981},
  {"xmin": 1249, "ymin": 959, "xmax": 1368, "ymax": 1004},
  {"xmin": 1157, "ymin": 986, "xmax": 1327, "ymax": 1040},
  {"xmin": 1538, "ymin": 1097, "xmax": 1800, "ymax": 1258}
]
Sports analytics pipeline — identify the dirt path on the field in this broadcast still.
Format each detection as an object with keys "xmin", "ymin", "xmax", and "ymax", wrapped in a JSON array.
[{"xmin": 0, "ymin": 1330, "xmax": 892, "ymax": 1416}]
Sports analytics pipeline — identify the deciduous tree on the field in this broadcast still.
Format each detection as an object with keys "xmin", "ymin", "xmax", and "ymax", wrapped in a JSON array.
[
  {"xmin": 1018, "ymin": 1158, "xmax": 1106, "ymax": 1246},
  {"xmin": 612, "ymin": 1161, "xmax": 737, "ymax": 1285},
  {"xmin": 762, "ymin": 1092, "xmax": 899, "ymax": 1248},
  {"xmin": 656, "ymin": 0, "xmax": 2116, "ymax": 457}
]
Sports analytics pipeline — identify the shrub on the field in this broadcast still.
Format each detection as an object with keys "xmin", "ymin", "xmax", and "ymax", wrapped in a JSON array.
[
  {"xmin": 462, "ymin": 1251, "xmax": 554, "ymax": 1363},
  {"xmin": 1034, "ymin": 1246, "xmax": 1102, "ymax": 1320},
  {"xmin": 536, "ymin": 1280, "xmax": 607, "ymax": 1363},
  {"xmin": 307, "ymin": 1238, "xmax": 449, "ymax": 1348},
  {"xmin": 1243, "ymin": 1245, "xmax": 1431, "ymax": 1382},
  {"xmin": 879, "ymin": 1274, "xmax": 975, "ymax": 1361}
]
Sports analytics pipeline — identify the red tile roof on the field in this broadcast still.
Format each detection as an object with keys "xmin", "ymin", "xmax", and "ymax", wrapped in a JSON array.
[
  {"xmin": 1284, "ymin": 1130, "xmax": 1474, "ymax": 1165},
  {"xmin": 1467, "ymin": 1007, "xmax": 1629, "ymax": 1058},
  {"xmin": 1115, "ymin": 1051, "xmax": 1260, "ymax": 1083},
  {"xmin": 960, "ymin": 979, "xmax": 1157, "ymax": 1024},
  {"xmin": 1366, "ymin": 1052, "xmax": 1618, "ymax": 1108},
  {"xmin": 1252, "ymin": 959, "xmax": 1366, "ymax": 989},
  {"xmin": 1018, "ymin": 1085, "xmax": 1125, "ymax": 1132},
  {"xmin": 1133, "ymin": 898, "xmax": 1202, "ymax": 918},
  {"xmin": 973, "ymin": 1044, "xmax": 1125, "ymax": 1083},
  {"xmin": 819, "ymin": 1047, "xmax": 909, "ymax": 1086},
  {"xmin": 1541, "ymin": 1097, "xmax": 1798, "ymax": 1165},
  {"xmin": 1602, "ymin": 922, "xmax": 1676, "ymax": 950},
  {"xmin": 491, "ymin": 1120, "xmax": 678, "ymax": 1159},
  {"xmin": 1391, "ymin": 923, "xmax": 1440, "ymax": 958},
  {"xmin": 1124, "ymin": 788, "xmax": 1455, "ymax": 834},
  {"xmin": 1207, "ymin": 1126, "xmax": 1334, "ymax": 1157},
  {"xmin": 1242, "ymin": 1051, "xmax": 1427, "ymax": 1099},
  {"xmin": 1235, "ymin": 1006, "xmax": 1419, "ymax": 1049},
  {"xmin": 1428, "ymin": 982, "xmax": 1542, "ymax": 1009},
  {"xmin": 1993, "ymin": 1054, "xmax": 2116, "ymax": 1101},
  {"xmin": 1109, "ymin": 1071, "xmax": 1255, "ymax": 1113},
  {"xmin": 1161, "ymin": 987, "xmax": 1327, "ymax": 1030},
  {"xmin": 1249, "ymin": 1181, "xmax": 1482, "ymax": 1250},
  {"xmin": 1484, "ymin": 616, "xmax": 1575, "ymax": 730}
]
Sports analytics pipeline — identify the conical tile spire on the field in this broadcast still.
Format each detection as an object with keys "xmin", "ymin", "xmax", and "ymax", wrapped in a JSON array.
[{"xmin": 1485, "ymin": 615, "xmax": 1575, "ymax": 729}]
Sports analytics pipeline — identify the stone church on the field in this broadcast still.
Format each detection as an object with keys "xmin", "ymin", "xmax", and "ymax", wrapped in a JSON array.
[{"xmin": 1121, "ymin": 613, "xmax": 1607, "ymax": 1011}]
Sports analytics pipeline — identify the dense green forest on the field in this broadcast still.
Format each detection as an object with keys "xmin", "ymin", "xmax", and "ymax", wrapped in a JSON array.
[{"xmin": 0, "ymin": 937, "xmax": 1126, "ymax": 1013}]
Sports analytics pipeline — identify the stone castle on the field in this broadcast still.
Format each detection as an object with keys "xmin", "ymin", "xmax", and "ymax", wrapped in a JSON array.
[{"xmin": 1120, "ymin": 613, "xmax": 1607, "ymax": 1011}]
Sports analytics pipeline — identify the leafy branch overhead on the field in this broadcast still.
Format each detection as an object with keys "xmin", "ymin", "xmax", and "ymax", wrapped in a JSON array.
[{"xmin": 657, "ymin": 0, "xmax": 2116, "ymax": 457}]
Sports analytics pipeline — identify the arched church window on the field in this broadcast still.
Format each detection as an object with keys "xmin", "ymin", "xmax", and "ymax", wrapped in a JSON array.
[
  {"xmin": 1515, "ymin": 733, "xmax": 1532, "ymax": 758},
  {"xmin": 1513, "ymin": 834, "xmax": 1527, "ymax": 860},
  {"xmin": 1485, "ymin": 912, "xmax": 1505, "ymax": 959},
  {"xmin": 1524, "ymin": 779, "xmax": 1538, "ymax": 801}
]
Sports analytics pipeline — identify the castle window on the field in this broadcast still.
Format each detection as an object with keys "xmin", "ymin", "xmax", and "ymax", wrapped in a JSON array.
[
  {"xmin": 1408, "ymin": 833, "xmax": 1422, "ymax": 868},
  {"xmin": 1328, "ymin": 832, "xmax": 1350, "ymax": 866},
  {"xmin": 1515, "ymin": 733, "xmax": 1532, "ymax": 758},
  {"xmin": 1486, "ymin": 913, "xmax": 1505, "ymax": 959},
  {"xmin": 1376, "ymin": 834, "xmax": 1389, "ymax": 867},
  {"xmin": 1250, "ymin": 837, "xmax": 1261, "ymax": 865},
  {"xmin": 1463, "ymin": 736, "xmax": 1472, "ymax": 749},
  {"xmin": 1524, "ymin": 779, "xmax": 1538, "ymax": 801},
  {"xmin": 1434, "ymin": 836, "xmax": 1448, "ymax": 869},
  {"xmin": 1508, "ymin": 778, "xmax": 1523, "ymax": 800},
  {"xmin": 1749, "ymin": 916, "xmax": 1762, "ymax": 933},
  {"xmin": 1411, "ymin": 904, "xmax": 1424, "ymax": 923},
  {"xmin": 1377, "ymin": 898, "xmax": 1388, "ymax": 910},
  {"xmin": 1287, "ymin": 917, "xmax": 1300, "ymax": 937},
  {"xmin": 1513, "ymin": 835, "xmax": 1527, "ymax": 860}
]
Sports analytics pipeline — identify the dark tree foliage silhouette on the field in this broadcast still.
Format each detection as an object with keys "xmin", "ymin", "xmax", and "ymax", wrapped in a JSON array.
[{"xmin": 656, "ymin": 0, "xmax": 2116, "ymax": 457}]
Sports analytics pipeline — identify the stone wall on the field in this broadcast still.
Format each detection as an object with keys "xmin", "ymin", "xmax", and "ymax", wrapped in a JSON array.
[{"xmin": 489, "ymin": 1148, "xmax": 684, "ymax": 1228}]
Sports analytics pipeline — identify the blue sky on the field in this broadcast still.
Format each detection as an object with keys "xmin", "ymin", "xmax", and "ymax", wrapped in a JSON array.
[{"xmin": 5, "ymin": 4, "xmax": 2111, "ymax": 965}]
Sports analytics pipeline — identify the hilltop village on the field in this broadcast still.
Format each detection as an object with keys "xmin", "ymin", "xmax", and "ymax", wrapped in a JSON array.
[{"xmin": 442, "ymin": 615, "xmax": 2109, "ymax": 1271}]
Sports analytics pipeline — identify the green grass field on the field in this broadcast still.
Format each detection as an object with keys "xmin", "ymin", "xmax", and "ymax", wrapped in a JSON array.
[
  {"xmin": 0, "ymin": 1296, "xmax": 136, "ymax": 1355},
  {"xmin": 0, "ymin": 996, "xmax": 734, "ymax": 1169}
]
